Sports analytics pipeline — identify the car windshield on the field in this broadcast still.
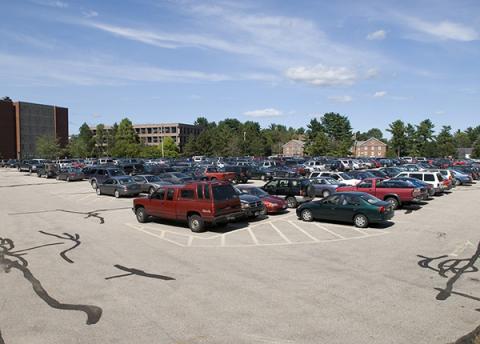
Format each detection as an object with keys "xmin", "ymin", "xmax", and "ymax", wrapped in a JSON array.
[
  {"xmin": 324, "ymin": 178, "xmax": 341, "ymax": 185},
  {"xmin": 212, "ymin": 184, "xmax": 237, "ymax": 201},
  {"xmin": 339, "ymin": 173, "xmax": 353, "ymax": 180},
  {"xmin": 244, "ymin": 187, "xmax": 268, "ymax": 197},
  {"xmin": 118, "ymin": 177, "xmax": 134, "ymax": 185},
  {"xmin": 359, "ymin": 193, "xmax": 382, "ymax": 205},
  {"xmin": 110, "ymin": 169, "xmax": 124, "ymax": 176},
  {"xmin": 146, "ymin": 175, "xmax": 161, "ymax": 182}
]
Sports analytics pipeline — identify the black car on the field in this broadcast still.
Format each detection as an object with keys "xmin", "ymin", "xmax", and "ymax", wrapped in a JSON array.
[
  {"xmin": 233, "ymin": 187, "xmax": 265, "ymax": 218},
  {"xmin": 89, "ymin": 167, "xmax": 126, "ymax": 189},
  {"xmin": 262, "ymin": 178, "xmax": 315, "ymax": 208},
  {"xmin": 36, "ymin": 163, "xmax": 58, "ymax": 178},
  {"xmin": 223, "ymin": 165, "xmax": 251, "ymax": 184},
  {"xmin": 56, "ymin": 167, "xmax": 85, "ymax": 182}
]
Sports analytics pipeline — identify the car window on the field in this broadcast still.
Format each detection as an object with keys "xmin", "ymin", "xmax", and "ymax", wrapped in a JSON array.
[
  {"xmin": 344, "ymin": 195, "xmax": 361, "ymax": 206},
  {"xmin": 104, "ymin": 179, "xmax": 114, "ymax": 185},
  {"xmin": 197, "ymin": 184, "xmax": 203, "ymax": 199},
  {"xmin": 133, "ymin": 176, "xmax": 144, "ymax": 182},
  {"xmin": 97, "ymin": 169, "xmax": 106, "ymax": 176},
  {"xmin": 212, "ymin": 184, "xmax": 237, "ymax": 201},
  {"xmin": 324, "ymin": 195, "xmax": 341, "ymax": 205},
  {"xmin": 153, "ymin": 189, "xmax": 165, "ymax": 200},
  {"xmin": 424, "ymin": 174, "xmax": 434, "ymax": 182},
  {"xmin": 166, "ymin": 189, "xmax": 175, "ymax": 201},
  {"xmin": 118, "ymin": 177, "xmax": 133, "ymax": 185},
  {"xmin": 278, "ymin": 180, "xmax": 289, "ymax": 187},
  {"xmin": 204, "ymin": 184, "xmax": 211, "ymax": 199},
  {"xmin": 291, "ymin": 180, "xmax": 299, "ymax": 187},
  {"xmin": 357, "ymin": 180, "xmax": 372, "ymax": 188},
  {"xmin": 180, "ymin": 189, "xmax": 195, "ymax": 199},
  {"xmin": 411, "ymin": 173, "xmax": 422, "ymax": 180},
  {"xmin": 436, "ymin": 173, "xmax": 444, "ymax": 181},
  {"xmin": 109, "ymin": 169, "xmax": 124, "ymax": 176},
  {"xmin": 265, "ymin": 180, "xmax": 278, "ymax": 188}
]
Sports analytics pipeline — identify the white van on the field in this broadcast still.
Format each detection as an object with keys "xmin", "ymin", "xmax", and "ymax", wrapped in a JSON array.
[
  {"xmin": 305, "ymin": 160, "xmax": 326, "ymax": 172},
  {"xmin": 395, "ymin": 171, "xmax": 445, "ymax": 194},
  {"xmin": 315, "ymin": 171, "xmax": 360, "ymax": 186}
]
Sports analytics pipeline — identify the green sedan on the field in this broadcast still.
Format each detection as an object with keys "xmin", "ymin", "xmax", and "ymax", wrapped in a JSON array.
[{"xmin": 296, "ymin": 192, "xmax": 394, "ymax": 228}]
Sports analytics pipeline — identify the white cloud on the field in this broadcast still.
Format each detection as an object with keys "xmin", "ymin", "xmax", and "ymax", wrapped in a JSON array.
[
  {"xmin": 31, "ymin": 0, "xmax": 68, "ymax": 8},
  {"xmin": 366, "ymin": 30, "xmax": 387, "ymax": 40},
  {"xmin": 82, "ymin": 10, "xmax": 99, "ymax": 18},
  {"xmin": 0, "ymin": 52, "xmax": 230, "ymax": 86},
  {"xmin": 328, "ymin": 95, "xmax": 353, "ymax": 103},
  {"xmin": 373, "ymin": 91, "xmax": 387, "ymax": 97},
  {"xmin": 285, "ymin": 65, "xmax": 357, "ymax": 86},
  {"xmin": 404, "ymin": 17, "xmax": 478, "ymax": 41},
  {"xmin": 244, "ymin": 108, "xmax": 283, "ymax": 117},
  {"xmin": 365, "ymin": 68, "xmax": 380, "ymax": 79},
  {"xmin": 434, "ymin": 110, "xmax": 445, "ymax": 115}
]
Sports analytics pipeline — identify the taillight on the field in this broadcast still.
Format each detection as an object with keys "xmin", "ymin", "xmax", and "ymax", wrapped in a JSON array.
[{"xmin": 378, "ymin": 206, "xmax": 385, "ymax": 213}]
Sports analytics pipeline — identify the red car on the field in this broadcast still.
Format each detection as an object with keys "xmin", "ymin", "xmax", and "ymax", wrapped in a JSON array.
[{"xmin": 236, "ymin": 185, "xmax": 288, "ymax": 214}]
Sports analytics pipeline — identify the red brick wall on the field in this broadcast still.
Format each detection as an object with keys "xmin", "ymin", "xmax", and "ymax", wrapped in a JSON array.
[
  {"xmin": 54, "ymin": 106, "xmax": 69, "ymax": 147},
  {"xmin": 0, "ymin": 101, "xmax": 17, "ymax": 159}
]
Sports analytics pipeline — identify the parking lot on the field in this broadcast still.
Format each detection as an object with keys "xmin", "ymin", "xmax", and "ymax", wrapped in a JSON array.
[{"xmin": 1, "ymin": 168, "xmax": 479, "ymax": 344}]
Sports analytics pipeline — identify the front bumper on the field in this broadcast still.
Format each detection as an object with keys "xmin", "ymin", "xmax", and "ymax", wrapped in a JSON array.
[{"xmin": 242, "ymin": 205, "xmax": 266, "ymax": 217}]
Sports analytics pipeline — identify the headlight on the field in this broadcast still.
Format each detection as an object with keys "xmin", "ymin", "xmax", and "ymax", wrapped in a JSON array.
[{"xmin": 241, "ymin": 203, "xmax": 250, "ymax": 209}]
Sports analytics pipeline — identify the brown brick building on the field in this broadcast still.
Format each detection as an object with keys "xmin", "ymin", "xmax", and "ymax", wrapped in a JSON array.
[
  {"xmin": 0, "ymin": 98, "xmax": 68, "ymax": 159},
  {"xmin": 353, "ymin": 137, "xmax": 387, "ymax": 158},
  {"xmin": 282, "ymin": 139, "xmax": 305, "ymax": 157}
]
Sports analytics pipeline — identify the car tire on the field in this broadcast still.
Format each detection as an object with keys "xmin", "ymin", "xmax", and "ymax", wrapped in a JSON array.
[
  {"xmin": 188, "ymin": 215, "xmax": 205, "ymax": 233},
  {"xmin": 66, "ymin": 177, "xmax": 70, "ymax": 182},
  {"xmin": 56, "ymin": 176, "xmax": 60, "ymax": 180},
  {"xmin": 322, "ymin": 190, "xmax": 330, "ymax": 198},
  {"xmin": 91, "ymin": 180, "xmax": 97, "ymax": 189},
  {"xmin": 306, "ymin": 185, "xmax": 316, "ymax": 199},
  {"xmin": 385, "ymin": 197, "xmax": 399, "ymax": 209},
  {"xmin": 301, "ymin": 209, "xmax": 313, "ymax": 222},
  {"xmin": 149, "ymin": 187, "xmax": 156, "ymax": 195},
  {"xmin": 114, "ymin": 190, "xmax": 120, "ymax": 198},
  {"xmin": 136, "ymin": 207, "xmax": 147, "ymax": 223},
  {"xmin": 96, "ymin": 188, "xmax": 101, "ymax": 195},
  {"xmin": 286, "ymin": 196, "xmax": 298, "ymax": 208},
  {"xmin": 354, "ymin": 214, "xmax": 369, "ymax": 228}
]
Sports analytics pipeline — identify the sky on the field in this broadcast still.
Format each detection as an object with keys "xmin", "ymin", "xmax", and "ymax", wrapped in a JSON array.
[{"xmin": 1, "ymin": 0, "xmax": 479, "ymax": 135}]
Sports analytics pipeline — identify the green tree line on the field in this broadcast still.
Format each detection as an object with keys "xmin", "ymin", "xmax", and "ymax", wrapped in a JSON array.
[{"xmin": 35, "ymin": 114, "xmax": 480, "ymax": 159}]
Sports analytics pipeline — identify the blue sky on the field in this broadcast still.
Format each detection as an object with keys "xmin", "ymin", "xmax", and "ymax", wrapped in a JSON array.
[{"xmin": 1, "ymin": 0, "xmax": 479, "ymax": 135}]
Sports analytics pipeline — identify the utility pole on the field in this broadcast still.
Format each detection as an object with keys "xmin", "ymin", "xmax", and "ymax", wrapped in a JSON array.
[{"xmin": 243, "ymin": 131, "xmax": 246, "ymax": 156}]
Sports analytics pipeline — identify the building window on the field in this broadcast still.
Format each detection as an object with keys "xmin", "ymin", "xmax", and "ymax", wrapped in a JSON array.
[
  {"xmin": 171, "ymin": 127, "xmax": 177, "ymax": 133},
  {"xmin": 147, "ymin": 128, "xmax": 152, "ymax": 134}
]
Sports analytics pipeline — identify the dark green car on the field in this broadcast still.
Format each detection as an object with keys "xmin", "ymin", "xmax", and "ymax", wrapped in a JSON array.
[{"xmin": 296, "ymin": 192, "xmax": 394, "ymax": 228}]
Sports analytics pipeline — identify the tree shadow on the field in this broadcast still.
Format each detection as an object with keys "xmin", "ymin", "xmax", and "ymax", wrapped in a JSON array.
[
  {"xmin": 105, "ymin": 264, "xmax": 175, "ymax": 281},
  {"xmin": 38, "ymin": 231, "xmax": 80, "ymax": 264}
]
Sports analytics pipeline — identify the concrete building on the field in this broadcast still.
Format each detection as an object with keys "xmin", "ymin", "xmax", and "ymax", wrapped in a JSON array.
[
  {"xmin": 0, "ymin": 98, "xmax": 68, "ymax": 159},
  {"xmin": 353, "ymin": 137, "xmax": 387, "ymax": 158},
  {"xmin": 90, "ymin": 123, "xmax": 202, "ymax": 150},
  {"xmin": 282, "ymin": 139, "xmax": 305, "ymax": 157}
]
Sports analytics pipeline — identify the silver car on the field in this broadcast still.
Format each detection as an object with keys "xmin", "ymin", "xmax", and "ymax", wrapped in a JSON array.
[
  {"xmin": 96, "ymin": 176, "xmax": 142, "ymax": 198},
  {"xmin": 132, "ymin": 174, "xmax": 172, "ymax": 194}
]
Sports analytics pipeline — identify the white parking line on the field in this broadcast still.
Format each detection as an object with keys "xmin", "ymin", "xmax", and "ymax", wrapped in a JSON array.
[
  {"xmin": 269, "ymin": 222, "xmax": 291, "ymax": 244},
  {"xmin": 125, "ymin": 223, "xmax": 185, "ymax": 247},
  {"xmin": 314, "ymin": 223, "xmax": 346, "ymax": 239},
  {"xmin": 247, "ymin": 227, "xmax": 259, "ymax": 245},
  {"xmin": 288, "ymin": 221, "xmax": 320, "ymax": 242}
]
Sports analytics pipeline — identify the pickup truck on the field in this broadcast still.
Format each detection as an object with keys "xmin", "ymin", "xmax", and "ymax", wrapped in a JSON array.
[
  {"xmin": 198, "ymin": 167, "xmax": 236, "ymax": 182},
  {"xmin": 132, "ymin": 181, "xmax": 243, "ymax": 232},
  {"xmin": 336, "ymin": 178, "xmax": 422, "ymax": 209}
]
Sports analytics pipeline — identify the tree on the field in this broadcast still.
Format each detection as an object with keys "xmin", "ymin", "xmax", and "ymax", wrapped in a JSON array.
[
  {"xmin": 387, "ymin": 120, "xmax": 407, "ymax": 157},
  {"xmin": 320, "ymin": 113, "xmax": 353, "ymax": 156},
  {"xmin": 436, "ymin": 125, "xmax": 456, "ymax": 157},
  {"xmin": 416, "ymin": 119, "xmax": 435, "ymax": 156},
  {"xmin": 111, "ymin": 118, "xmax": 140, "ymax": 157},
  {"xmin": 472, "ymin": 140, "xmax": 480, "ymax": 159},
  {"xmin": 405, "ymin": 123, "xmax": 418, "ymax": 156},
  {"xmin": 162, "ymin": 137, "xmax": 179, "ymax": 158},
  {"xmin": 94, "ymin": 124, "xmax": 107, "ymax": 157},
  {"xmin": 305, "ymin": 130, "xmax": 329, "ymax": 156},
  {"xmin": 453, "ymin": 130, "xmax": 471, "ymax": 148},
  {"xmin": 68, "ymin": 123, "xmax": 94, "ymax": 157},
  {"xmin": 36, "ymin": 135, "xmax": 62, "ymax": 159}
]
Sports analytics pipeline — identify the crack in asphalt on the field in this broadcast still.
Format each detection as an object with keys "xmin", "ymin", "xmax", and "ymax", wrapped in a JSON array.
[
  {"xmin": 8, "ymin": 207, "xmax": 131, "ymax": 225},
  {"xmin": 38, "ymin": 231, "xmax": 80, "ymax": 264},
  {"xmin": 0, "ymin": 237, "xmax": 102, "ymax": 326}
]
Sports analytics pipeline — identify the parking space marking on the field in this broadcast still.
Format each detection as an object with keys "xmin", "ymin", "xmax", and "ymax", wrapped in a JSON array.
[
  {"xmin": 314, "ymin": 223, "xmax": 346, "ymax": 239},
  {"xmin": 125, "ymin": 223, "xmax": 185, "ymax": 247},
  {"xmin": 269, "ymin": 222, "xmax": 291, "ymax": 244},
  {"xmin": 288, "ymin": 221, "xmax": 320, "ymax": 242},
  {"xmin": 247, "ymin": 227, "xmax": 259, "ymax": 245}
]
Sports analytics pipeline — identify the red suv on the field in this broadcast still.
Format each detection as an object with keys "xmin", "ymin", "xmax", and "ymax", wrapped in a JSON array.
[{"xmin": 132, "ymin": 181, "xmax": 243, "ymax": 232}]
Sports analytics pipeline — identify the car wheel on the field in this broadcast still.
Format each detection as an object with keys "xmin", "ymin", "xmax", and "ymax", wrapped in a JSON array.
[
  {"xmin": 385, "ymin": 197, "xmax": 399, "ymax": 209},
  {"xmin": 149, "ymin": 187, "xmax": 156, "ymax": 195},
  {"xmin": 188, "ymin": 215, "xmax": 205, "ymax": 233},
  {"xmin": 301, "ymin": 209, "xmax": 313, "ymax": 222},
  {"xmin": 136, "ymin": 207, "xmax": 147, "ymax": 223},
  {"xmin": 322, "ymin": 190, "xmax": 330, "ymax": 198},
  {"xmin": 286, "ymin": 196, "xmax": 298, "ymax": 208},
  {"xmin": 96, "ymin": 188, "xmax": 101, "ymax": 195},
  {"xmin": 354, "ymin": 214, "xmax": 369, "ymax": 228},
  {"xmin": 91, "ymin": 180, "xmax": 97, "ymax": 189},
  {"xmin": 114, "ymin": 190, "xmax": 120, "ymax": 198},
  {"xmin": 455, "ymin": 179, "xmax": 460, "ymax": 186},
  {"xmin": 66, "ymin": 177, "xmax": 70, "ymax": 182},
  {"xmin": 56, "ymin": 176, "xmax": 60, "ymax": 180}
]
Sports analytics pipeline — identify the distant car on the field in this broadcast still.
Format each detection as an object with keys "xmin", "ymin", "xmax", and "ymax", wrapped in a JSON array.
[
  {"xmin": 233, "ymin": 187, "xmax": 265, "ymax": 218},
  {"xmin": 365, "ymin": 170, "xmax": 388, "ymax": 179},
  {"xmin": 36, "ymin": 163, "xmax": 58, "ymax": 178},
  {"xmin": 390, "ymin": 177, "xmax": 433, "ymax": 198},
  {"xmin": 315, "ymin": 172, "xmax": 360, "ymax": 186},
  {"xmin": 89, "ymin": 167, "xmax": 126, "ymax": 189},
  {"xmin": 262, "ymin": 178, "xmax": 315, "ymax": 208},
  {"xmin": 159, "ymin": 172, "xmax": 195, "ymax": 184},
  {"xmin": 296, "ymin": 192, "xmax": 394, "ymax": 228},
  {"xmin": 56, "ymin": 167, "xmax": 85, "ymax": 182},
  {"xmin": 132, "ymin": 174, "xmax": 172, "ymax": 194},
  {"xmin": 378, "ymin": 167, "xmax": 403, "ymax": 178},
  {"xmin": 96, "ymin": 176, "xmax": 142, "ymax": 198},
  {"xmin": 236, "ymin": 185, "xmax": 287, "ymax": 214},
  {"xmin": 309, "ymin": 177, "xmax": 342, "ymax": 198},
  {"xmin": 449, "ymin": 170, "xmax": 473, "ymax": 185}
]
